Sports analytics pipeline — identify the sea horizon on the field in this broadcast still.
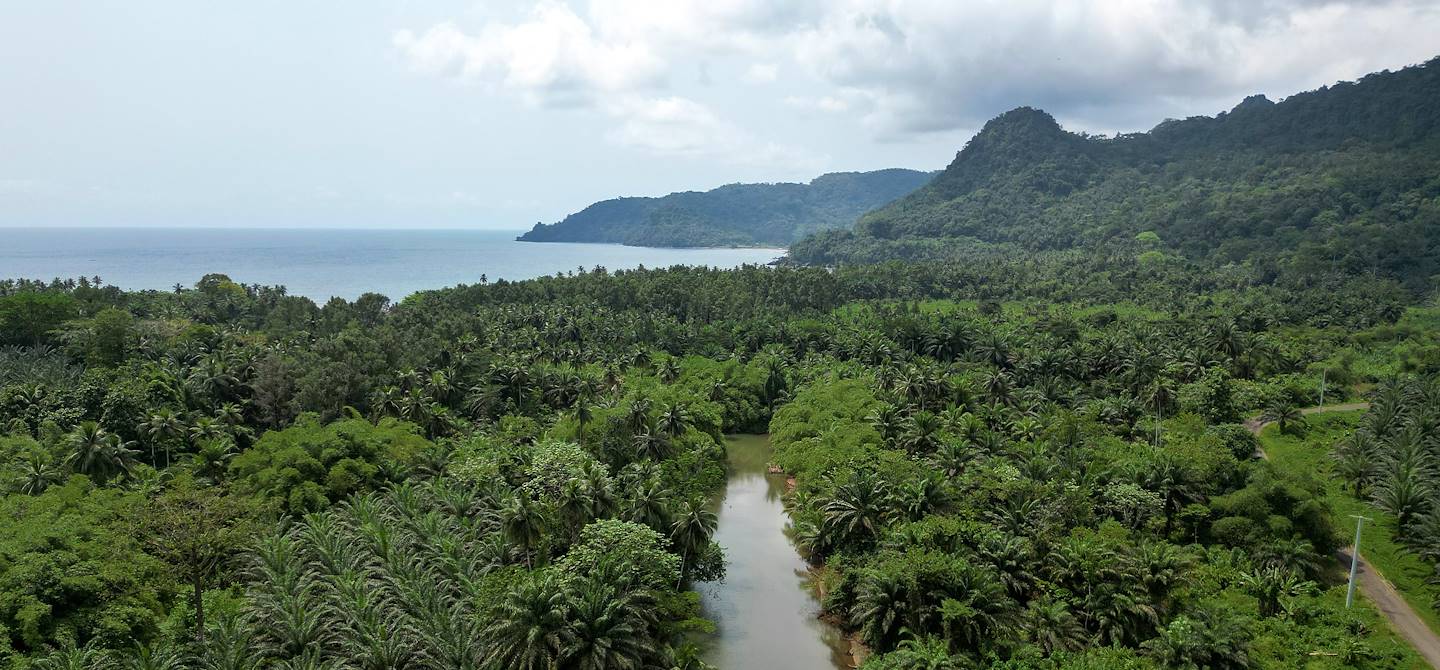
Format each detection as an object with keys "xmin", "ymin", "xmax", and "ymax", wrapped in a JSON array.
[{"xmin": 0, "ymin": 227, "xmax": 786, "ymax": 302}]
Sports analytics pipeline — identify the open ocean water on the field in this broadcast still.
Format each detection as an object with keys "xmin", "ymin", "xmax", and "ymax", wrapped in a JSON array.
[{"xmin": 0, "ymin": 228, "xmax": 785, "ymax": 301}]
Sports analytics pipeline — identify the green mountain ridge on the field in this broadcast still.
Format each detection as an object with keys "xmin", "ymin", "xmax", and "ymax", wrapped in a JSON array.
[
  {"xmin": 790, "ymin": 56, "xmax": 1440, "ymax": 293},
  {"xmin": 517, "ymin": 168, "xmax": 935, "ymax": 248}
]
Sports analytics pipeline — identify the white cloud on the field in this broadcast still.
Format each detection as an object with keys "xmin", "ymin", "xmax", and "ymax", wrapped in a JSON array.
[
  {"xmin": 392, "ymin": 3, "xmax": 664, "ymax": 108},
  {"xmin": 397, "ymin": 0, "xmax": 1440, "ymax": 142},
  {"xmin": 603, "ymin": 96, "xmax": 733, "ymax": 156},
  {"xmin": 603, "ymin": 95, "xmax": 823, "ymax": 171},
  {"xmin": 784, "ymin": 95, "xmax": 850, "ymax": 113},
  {"xmin": 743, "ymin": 63, "xmax": 779, "ymax": 83},
  {"xmin": 785, "ymin": 0, "xmax": 1440, "ymax": 134}
]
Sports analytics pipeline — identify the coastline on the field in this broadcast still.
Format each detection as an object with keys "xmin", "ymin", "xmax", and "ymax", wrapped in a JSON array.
[{"xmin": 515, "ymin": 236, "xmax": 788, "ymax": 252}]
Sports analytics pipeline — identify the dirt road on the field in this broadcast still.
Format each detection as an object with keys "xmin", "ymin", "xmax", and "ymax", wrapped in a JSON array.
[{"xmin": 1247, "ymin": 402, "xmax": 1440, "ymax": 668}]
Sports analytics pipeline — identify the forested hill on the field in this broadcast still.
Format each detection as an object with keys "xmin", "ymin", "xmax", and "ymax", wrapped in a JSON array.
[
  {"xmin": 517, "ymin": 168, "xmax": 934, "ymax": 248},
  {"xmin": 790, "ymin": 56, "xmax": 1440, "ymax": 293}
]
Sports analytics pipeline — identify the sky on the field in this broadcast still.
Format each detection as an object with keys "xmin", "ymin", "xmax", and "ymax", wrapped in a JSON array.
[{"xmin": 2, "ymin": 0, "xmax": 1438, "ymax": 230}]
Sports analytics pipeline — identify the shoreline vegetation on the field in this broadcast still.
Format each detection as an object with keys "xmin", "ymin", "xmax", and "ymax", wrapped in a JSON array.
[{"xmin": 516, "ymin": 236, "xmax": 789, "ymax": 253}]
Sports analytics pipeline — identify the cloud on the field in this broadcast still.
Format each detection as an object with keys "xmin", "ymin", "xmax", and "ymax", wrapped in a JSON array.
[
  {"xmin": 784, "ymin": 95, "xmax": 851, "ymax": 113},
  {"xmin": 392, "ymin": 3, "xmax": 664, "ymax": 108},
  {"xmin": 603, "ymin": 96, "xmax": 733, "ymax": 156},
  {"xmin": 397, "ymin": 0, "xmax": 1440, "ymax": 143},
  {"xmin": 785, "ymin": 0, "xmax": 1440, "ymax": 134},
  {"xmin": 603, "ymin": 95, "xmax": 823, "ymax": 170},
  {"xmin": 743, "ymin": 63, "xmax": 779, "ymax": 84},
  {"xmin": 394, "ymin": 3, "xmax": 825, "ymax": 167}
]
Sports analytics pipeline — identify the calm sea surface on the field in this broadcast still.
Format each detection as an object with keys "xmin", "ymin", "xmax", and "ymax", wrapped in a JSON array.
[{"xmin": 0, "ymin": 228, "xmax": 784, "ymax": 301}]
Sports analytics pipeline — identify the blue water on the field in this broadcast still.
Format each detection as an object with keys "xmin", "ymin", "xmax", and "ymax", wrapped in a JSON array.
[{"xmin": 0, "ymin": 228, "xmax": 784, "ymax": 301}]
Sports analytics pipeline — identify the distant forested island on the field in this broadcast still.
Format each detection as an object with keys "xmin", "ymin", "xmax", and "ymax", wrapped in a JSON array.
[
  {"xmin": 517, "ymin": 169, "xmax": 934, "ymax": 248},
  {"xmin": 790, "ymin": 57, "xmax": 1440, "ymax": 293}
]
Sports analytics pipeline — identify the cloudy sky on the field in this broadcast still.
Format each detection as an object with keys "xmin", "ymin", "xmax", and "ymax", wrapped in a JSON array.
[{"xmin": 2, "ymin": 1, "xmax": 1437, "ymax": 229}]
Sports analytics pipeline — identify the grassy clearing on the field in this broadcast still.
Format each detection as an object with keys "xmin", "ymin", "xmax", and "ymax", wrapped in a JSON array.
[{"xmin": 1260, "ymin": 412, "xmax": 1440, "ymax": 637}]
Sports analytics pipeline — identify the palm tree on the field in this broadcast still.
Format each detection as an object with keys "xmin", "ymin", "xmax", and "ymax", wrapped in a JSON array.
[
  {"xmin": 1373, "ymin": 470, "xmax": 1432, "ymax": 538},
  {"xmin": 67, "ymin": 421, "xmax": 111, "ymax": 475},
  {"xmin": 464, "ymin": 384, "xmax": 500, "ymax": 421},
  {"xmin": 884, "ymin": 637, "xmax": 963, "ymax": 670},
  {"xmin": 821, "ymin": 471, "xmax": 893, "ymax": 551},
  {"xmin": 929, "ymin": 441, "xmax": 976, "ymax": 478},
  {"xmin": 1083, "ymin": 582, "xmax": 1158, "ymax": 645},
  {"xmin": 657, "ymin": 402, "xmax": 692, "ymax": 438},
  {"xmin": 32, "ymin": 639, "xmax": 116, "ymax": 670},
  {"xmin": 1130, "ymin": 542, "xmax": 1192, "ymax": 614},
  {"xmin": 657, "ymin": 358, "xmax": 681, "ymax": 384},
  {"xmin": 938, "ymin": 566, "xmax": 1019, "ymax": 654},
  {"xmin": 191, "ymin": 438, "xmax": 236, "ymax": 485},
  {"xmin": 1137, "ymin": 453, "xmax": 1201, "ymax": 537},
  {"xmin": 900, "ymin": 410, "xmax": 943, "ymax": 455},
  {"xmin": 581, "ymin": 462, "xmax": 617, "ymax": 519},
  {"xmin": 1025, "ymin": 599, "xmax": 1084, "ymax": 655},
  {"xmin": 1239, "ymin": 567, "xmax": 1312, "ymax": 617},
  {"xmin": 480, "ymin": 574, "xmax": 569, "ymax": 670},
  {"xmin": 561, "ymin": 583, "xmax": 653, "ymax": 670},
  {"xmin": 214, "ymin": 402, "xmax": 245, "ymax": 426},
  {"xmin": 1261, "ymin": 398, "xmax": 1304, "ymax": 435},
  {"xmin": 18, "ymin": 451, "xmax": 62, "ymax": 494},
  {"xmin": 371, "ymin": 385, "xmax": 404, "ymax": 420},
  {"xmin": 141, "ymin": 408, "xmax": 185, "ymax": 468},
  {"xmin": 631, "ymin": 425, "xmax": 674, "ymax": 462},
  {"xmin": 1331, "ymin": 431, "xmax": 1378, "ymax": 499},
  {"xmin": 557, "ymin": 479, "xmax": 595, "ymax": 542},
  {"xmin": 852, "ymin": 570, "xmax": 907, "ymax": 650},
  {"xmin": 123, "ymin": 643, "xmax": 186, "ymax": 670},
  {"xmin": 67, "ymin": 421, "xmax": 137, "ymax": 482},
  {"xmin": 188, "ymin": 415, "xmax": 229, "ymax": 447},
  {"xmin": 500, "ymin": 494, "xmax": 549, "ymax": 569},
  {"xmin": 1254, "ymin": 537, "xmax": 1322, "ymax": 580},
  {"xmin": 573, "ymin": 400, "xmax": 594, "ymax": 447},
  {"xmin": 669, "ymin": 499, "xmax": 717, "ymax": 587},
  {"xmin": 868, "ymin": 405, "xmax": 904, "ymax": 446},
  {"xmin": 896, "ymin": 478, "xmax": 948, "ymax": 521},
  {"xmin": 625, "ymin": 479, "xmax": 673, "ymax": 533}
]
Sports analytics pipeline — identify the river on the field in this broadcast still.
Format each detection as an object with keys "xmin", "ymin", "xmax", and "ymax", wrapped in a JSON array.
[{"xmin": 695, "ymin": 434, "xmax": 850, "ymax": 670}]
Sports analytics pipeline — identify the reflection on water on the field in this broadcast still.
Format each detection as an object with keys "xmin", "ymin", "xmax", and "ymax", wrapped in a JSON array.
[{"xmin": 695, "ymin": 435, "xmax": 850, "ymax": 670}]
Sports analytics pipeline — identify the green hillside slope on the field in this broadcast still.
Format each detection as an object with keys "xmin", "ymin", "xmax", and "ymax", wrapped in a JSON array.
[
  {"xmin": 791, "ymin": 57, "xmax": 1440, "ymax": 293},
  {"xmin": 518, "ymin": 169, "xmax": 934, "ymax": 248}
]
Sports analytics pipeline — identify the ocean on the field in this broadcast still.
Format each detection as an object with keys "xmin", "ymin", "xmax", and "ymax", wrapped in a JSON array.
[{"xmin": 0, "ymin": 228, "xmax": 785, "ymax": 301}]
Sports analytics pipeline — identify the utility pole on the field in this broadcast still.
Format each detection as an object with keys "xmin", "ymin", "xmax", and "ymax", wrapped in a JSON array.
[
  {"xmin": 1346, "ymin": 514, "xmax": 1372, "ymax": 608},
  {"xmin": 1319, "ymin": 368, "xmax": 1326, "ymax": 408}
]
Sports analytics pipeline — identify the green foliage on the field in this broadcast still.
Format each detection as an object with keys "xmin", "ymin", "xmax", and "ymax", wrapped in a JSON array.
[
  {"xmin": 0, "ymin": 292, "xmax": 79, "ymax": 347},
  {"xmin": 229, "ymin": 415, "xmax": 433, "ymax": 514},
  {"xmin": 555, "ymin": 519, "xmax": 681, "ymax": 592},
  {"xmin": 792, "ymin": 59, "xmax": 1440, "ymax": 294},
  {"xmin": 2, "ymin": 212, "xmax": 1438, "ymax": 668},
  {"xmin": 520, "ymin": 169, "xmax": 934, "ymax": 247},
  {"xmin": 770, "ymin": 377, "xmax": 884, "ymax": 476},
  {"xmin": 0, "ymin": 477, "xmax": 172, "ymax": 655}
]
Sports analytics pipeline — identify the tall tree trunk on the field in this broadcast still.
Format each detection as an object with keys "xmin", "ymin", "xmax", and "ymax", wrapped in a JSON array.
[
  {"xmin": 192, "ymin": 575, "xmax": 206, "ymax": 643},
  {"xmin": 677, "ymin": 546, "xmax": 689, "ymax": 590}
]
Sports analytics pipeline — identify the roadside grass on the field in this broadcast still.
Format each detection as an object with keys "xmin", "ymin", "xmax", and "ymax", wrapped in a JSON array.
[
  {"xmin": 1313, "ymin": 579, "xmax": 1434, "ymax": 668},
  {"xmin": 1260, "ymin": 412, "xmax": 1440, "ymax": 638},
  {"xmin": 1312, "ymin": 582, "xmax": 1432, "ymax": 670}
]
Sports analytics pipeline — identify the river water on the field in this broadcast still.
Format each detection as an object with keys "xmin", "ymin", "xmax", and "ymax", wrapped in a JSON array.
[{"xmin": 696, "ymin": 434, "xmax": 850, "ymax": 670}]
